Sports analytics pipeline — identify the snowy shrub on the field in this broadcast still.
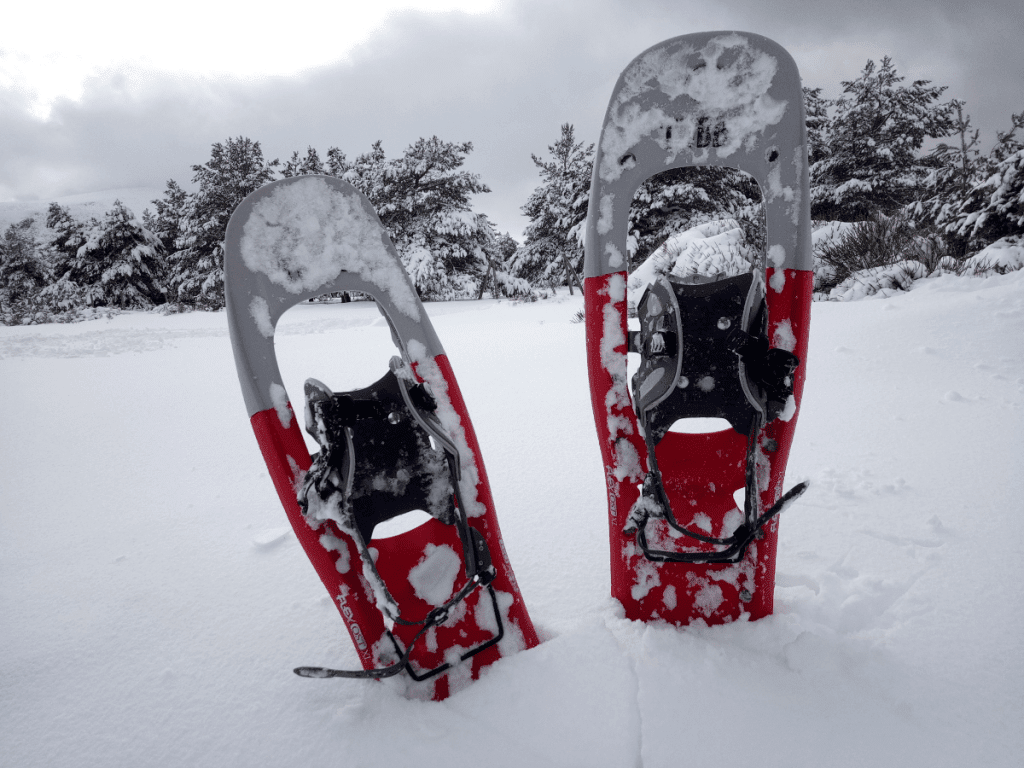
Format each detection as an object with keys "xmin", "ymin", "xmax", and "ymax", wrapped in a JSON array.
[
  {"xmin": 627, "ymin": 219, "xmax": 757, "ymax": 310},
  {"xmin": 961, "ymin": 236, "xmax": 1024, "ymax": 275},
  {"xmin": 815, "ymin": 213, "xmax": 949, "ymax": 294},
  {"xmin": 811, "ymin": 221, "xmax": 857, "ymax": 291},
  {"xmin": 828, "ymin": 260, "xmax": 929, "ymax": 301}
]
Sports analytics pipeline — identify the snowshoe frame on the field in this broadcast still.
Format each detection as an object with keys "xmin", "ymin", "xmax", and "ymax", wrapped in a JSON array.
[
  {"xmin": 584, "ymin": 32, "xmax": 813, "ymax": 624},
  {"xmin": 224, "ymin": 175, "xmax": 537, "ymax": 698}
]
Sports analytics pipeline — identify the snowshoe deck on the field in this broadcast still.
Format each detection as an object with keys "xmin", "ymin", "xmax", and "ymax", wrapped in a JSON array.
[
  {"xmin": 224, "ymin": 175, "xmax": 537, "ymax": 699},
  {"xmin": 584, "ymin": 32, "xmax": 813, "ymax": 625}
]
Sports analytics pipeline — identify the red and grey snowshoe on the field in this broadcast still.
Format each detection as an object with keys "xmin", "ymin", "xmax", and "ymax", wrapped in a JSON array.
[
  {"xmin": 584, "ymin": 32, "xmax": 812, "ymax": 625},
  {"xmin": 224, "ymin": 175, "xmax": 538, "ymax": 699}
]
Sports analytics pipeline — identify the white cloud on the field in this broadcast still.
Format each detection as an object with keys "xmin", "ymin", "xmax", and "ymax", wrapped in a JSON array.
[{"xmin": 1, "ymin": 0, "xmax": 498, "ymax": 117}]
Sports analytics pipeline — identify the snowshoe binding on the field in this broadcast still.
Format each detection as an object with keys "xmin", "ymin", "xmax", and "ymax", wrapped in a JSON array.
[
  {"xmin": 584, "ymin": 32, "xmax": 813, "ymax": 625},
  {"xmin": 224, "ymin": 175, "xmax": 538, "ymax": 699}
]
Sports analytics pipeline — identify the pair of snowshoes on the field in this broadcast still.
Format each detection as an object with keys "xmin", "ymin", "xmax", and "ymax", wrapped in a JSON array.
[{"xmin": 224, "ymin": 31, "xmax": 812, "ymax": 700}]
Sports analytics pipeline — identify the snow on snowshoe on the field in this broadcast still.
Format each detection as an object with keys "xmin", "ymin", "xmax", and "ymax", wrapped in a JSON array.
[
  {"xmin": 224, "ymin": 175, "xmax": 538, "ymax": 699},
  {"xmin": 584, "ymin": 32, "xmax": 812, "ymax": 625}
]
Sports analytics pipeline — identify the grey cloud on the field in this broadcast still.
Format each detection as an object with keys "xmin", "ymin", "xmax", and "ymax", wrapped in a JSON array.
[{"xmin": 1, "ymin": 0, "xmax": 1019, "ymax": 238}]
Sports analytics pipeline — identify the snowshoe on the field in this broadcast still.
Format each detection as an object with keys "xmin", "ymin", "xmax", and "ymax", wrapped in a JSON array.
[
  {"xmin": 224, "ymin": 175, "xmax": 538, "ymax": 699},
  {"xmin": 583, "ymin": 32, "xmax": 813, "ymax": 625}
]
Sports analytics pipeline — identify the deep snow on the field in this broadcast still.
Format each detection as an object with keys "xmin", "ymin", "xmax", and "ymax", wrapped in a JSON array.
[{"xmin": 1, "ymin": 272, "xmax": 1022, "ymax": 767}]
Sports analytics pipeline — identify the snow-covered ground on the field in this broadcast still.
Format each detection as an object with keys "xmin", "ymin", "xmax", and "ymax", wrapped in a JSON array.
[{"xmin": 2, "ymin": 272, "xmax": 1022, "ymax": 767}]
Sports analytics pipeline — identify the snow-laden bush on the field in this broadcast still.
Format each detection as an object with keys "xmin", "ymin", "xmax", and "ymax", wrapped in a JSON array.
[
  {"xmin": 828, "ymin": 260, "xmax": 929, "ymax": 301},
  {"xmin": 814, "ymin": 213, "xmax": 951, "ymax": 295},
  {"xmin": 627, "ymin": 219, "xmax": 756, "ymax": 309},
  {"xmin": 811, "ymin": 221, "xmax": 857, "ymax": 291},
  {"xmin": 961, "ymin": 236, "xmax": 1024, "ymax": 275}
]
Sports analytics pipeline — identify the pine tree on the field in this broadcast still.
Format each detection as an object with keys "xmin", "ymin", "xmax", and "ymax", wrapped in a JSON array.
[
  {"xmin": 43, "ymin": 201, "xmax": 165, "ymax": 310},
  {"xmin": 168, "ymin": 137, "xmax": 279, "ymax": 308},
  {"xmin": 914, "ymin": 100, "xmax": 982, "ymax": 257},
  {"xmin": 0, "ymin": 218, "xmax": 48, "ymax": 323},
  {"xmin": 948, "ymin": 110, "xmax": 1024, "ymax": 249},
  {"xmin": 803, "ymin": 87, "xmax": 833, "ymax": 167},
  {"xmin": 345, "ymin": 137, "xmax": 493, "ymax": 299},
  {"xmin": 144, "ymin": 179, "xmax": 189, "ymax": 257},
  {"xmin": 281, "ymin": 146, "xmax": 327, "ymax": 177},
  {"xmin": 41, "ymin": 204, "xmax": 93, "ymax": 311},
  {"xmin": 514, "ymin": 124, "xmax": 593, "ymax": 289},
  {"xmin": 810, "ymin": 57, "xmax": 955, "ymax": 221},
  {"xmin": 325, "ymin": 147, "xmax": 352, "ymax": 178}
]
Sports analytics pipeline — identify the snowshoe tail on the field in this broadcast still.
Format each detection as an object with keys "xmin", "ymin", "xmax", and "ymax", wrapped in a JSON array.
[
  {"xmin": 583, "ymin": 33, "xmax": 813, "ymax": 625},
  {"xmin": 224, "ymin": 175, "xmax": 538, "ymax": 699}
]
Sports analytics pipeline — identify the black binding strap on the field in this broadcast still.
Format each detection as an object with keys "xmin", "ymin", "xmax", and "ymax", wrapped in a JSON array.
[
  {"xmin": 295, "ymin": 358, "xmax": 503, "ymax": 680},
  {"xmin": 627, "ymin": 273, "xmax": 807, "ymax": 564}
]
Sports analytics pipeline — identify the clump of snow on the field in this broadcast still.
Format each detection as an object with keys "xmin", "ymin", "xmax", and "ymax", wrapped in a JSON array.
[
  {"xmin": 601, "ymin": 34, "xmax": 786, "ymax": 181},
  {"xmin": 772, "ymin": 319, "xmax": 797, "ymax": 351},
  {"xmin": 662, "ymin": 584, "xmax": 677, "ymax": 611},
  {"xmin": 268, "ymin": 382, "xmax": 292, "ymax": 429},
  {"xmin": 251, "ymin": 527, "xmax": 291, "ymax": 549},
  {"xmin": 778, "ymin": 395, "xmax": 797, "ymax": 422},
  {"xmin": 319, "ymin": 532, "xmax": 351, "ymax": 575},
  {"xmin": 687, "ymin": 574, "xmax": 725, "ymax": 617},
  {"xmin": 248, "ymin": 296, "xmax": 274, "ymax": 338},
  {"xmin": 631, "ymin": 560, "xmax": 661, "ymax": 601},
  {"xmin": 240, "ymin": 177, "xmax": 420, "ymax": 319},
  {"xmin": 407, "ymin": 544, "xmax": 462, "ymax": 607}
]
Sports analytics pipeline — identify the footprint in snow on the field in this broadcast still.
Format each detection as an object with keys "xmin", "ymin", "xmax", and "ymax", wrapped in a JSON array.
[{"xmin": 943, "ymin": 391, "xmax": 969, "ymax": 403}]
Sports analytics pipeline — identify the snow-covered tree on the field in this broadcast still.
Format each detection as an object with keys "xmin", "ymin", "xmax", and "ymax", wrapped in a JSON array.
[
  {"xmin": 803, "ymin": 87, "xmax": 833, "ymax": 167},
  {"xmin": 910, "ymin": 100, "xmax": 982, "ymax": 257},
  {"xmin": 0, "ymin": 218, "xmax": 49, "ymax": 323},
  {"xmin": 40, "ymin": 204, "xmax": 92, "ymax": 311},
  {"xmin": 343, "ymin": 137, "xmax": 497, "ymax": 299},
  {"xmin": 43, "ymin": 201, "xmax": 165, "ymax": 310},
  {"xmin": 810, "ymin": 57, "xmax": 954, "ymax": 221},
  {"xmin": 944, "ymin": 110, "xmax": 1024, "ymax": 250},
  {"xmin": 514, "ymin": 124, "xmax": 593, "ymax": 289},
  {"xmin": 144, "ymin": 179, "xmax": 189, "ymax": 257},
  {"xmin": 168, "ymin": 137, "xmax": 279, "ymax": 309},
  {"xmin": 281, "ymin": 146, "xmax": 327, "ymax": 178},
  {"xmin": 477, "ymin": 230, "xmax": 531, "ymax": 299},
  {"xmin": 628, "ymin": 166, "xmax": 760, "ymax": 269}
]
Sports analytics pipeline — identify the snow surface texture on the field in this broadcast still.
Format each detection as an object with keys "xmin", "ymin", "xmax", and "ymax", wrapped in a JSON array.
[
  {"xmin": 240, "ymin": 177, "xmax": 420, "ymax": 320},
  {"xmin": 2, "ymin": 274, "xmax": 1023, "ymax": 767}
]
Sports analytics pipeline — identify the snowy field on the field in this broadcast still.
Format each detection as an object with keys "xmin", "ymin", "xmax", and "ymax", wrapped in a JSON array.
[{"xmin": 2, "ymin": 272, "xmax": 1022, "ymax": 767}]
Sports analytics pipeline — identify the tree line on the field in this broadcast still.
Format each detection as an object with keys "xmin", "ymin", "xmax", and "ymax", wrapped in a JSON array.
[{"xmin": 2, "ymin": 56, "xmax": 1021, "ymax": 324}]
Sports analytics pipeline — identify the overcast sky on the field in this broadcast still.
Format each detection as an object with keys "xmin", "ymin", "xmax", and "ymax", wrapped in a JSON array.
[{"xmin": 1, "ymin": 0, "xmax": 1021, "ymax": 238}]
